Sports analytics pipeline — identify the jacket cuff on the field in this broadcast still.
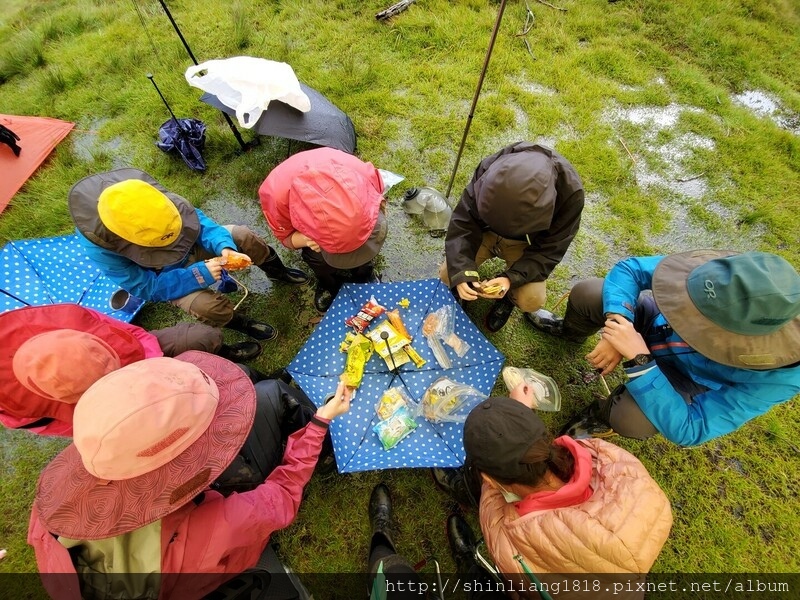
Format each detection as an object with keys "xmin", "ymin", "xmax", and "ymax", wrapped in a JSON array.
[
  {"xmin": 624, "ymin": 362, "xmax": 658, "ymax": 379},
  {"xmin": 192, "ymin": 262, "xmax": 216, "ymax": 287},
  {"xmin": 450, "ymin": 270, "xmax": 480, "ymax": 288},
  {"xmin": 310, "ymin": 415, "xmax": 331, "ymax": 429}
]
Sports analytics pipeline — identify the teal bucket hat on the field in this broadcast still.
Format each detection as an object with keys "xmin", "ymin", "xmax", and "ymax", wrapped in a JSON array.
[{"xmin": 652, "ymin": 250, "xmax": 800, "ymax": 369}]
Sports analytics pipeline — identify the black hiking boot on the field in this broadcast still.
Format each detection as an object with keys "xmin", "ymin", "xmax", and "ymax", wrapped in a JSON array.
[
  {"xmin": 314, "ymin": 287, "xmax": 335, "ymax": 313},
  {"xmin": 225, "ymin": 313, "xmax": 278, "ymax": 341},
  {"xmin": 369, "ymin": 483, "xmax": 396, "ymax": 553},
  {"xmin": 259, "ymin": 247, "xmax": 311, "ymax": 285},
  {"xmin": 219, "ymin": 341, "xmax": 262, "ymax": 362},
  {"xmin": 447, "ymin": 514, "xmax": 479, "ymax": 574},
  {"xmin": 485, "ymin": 297, "xmax": 515, "ymax": 332}
]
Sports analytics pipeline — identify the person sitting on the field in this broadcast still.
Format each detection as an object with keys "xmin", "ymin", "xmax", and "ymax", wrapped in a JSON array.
[
  {"xmin": 28, "ymin": 352, "xmax": 351, "ymax": 600},
  {"xmin": 462, "ymin": 396, "xmax": 673, "ymax": 599},
  {"xmin": 69, "ymin": 168, "xmax": 310, "ymax": 342},
  {"xmin": 259, "ymin": 147, "xmax": 387, "ymax": 313},
  {"xmin": 441, "ymin": 141, "xmax": 584, "ymax": 332},
  {"xmin": 0, "ymin": 303, "xmax": 259, "ymax": 436},
  {"xmin": 527, "ymin": 250, "xmax": 800, "ymax": 444}
]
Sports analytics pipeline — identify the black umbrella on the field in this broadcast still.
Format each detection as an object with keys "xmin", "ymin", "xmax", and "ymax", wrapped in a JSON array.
[
  {"xmin": 199, "ymin": 81, "xmax": 357, "ymax": 154},
  {"xmin": 148, "ymin": 74, "xmax": 207, "ymax": 172}
]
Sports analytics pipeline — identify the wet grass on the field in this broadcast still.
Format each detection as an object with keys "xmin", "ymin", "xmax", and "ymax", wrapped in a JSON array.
[{"xmin": 1, "ymin": 0, "xmax": 799, "ymax": 586}]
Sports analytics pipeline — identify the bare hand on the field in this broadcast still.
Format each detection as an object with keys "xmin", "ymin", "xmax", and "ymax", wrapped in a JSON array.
[
  {"xmin": 600, "ymin": 315, "xmax": 650, "ymax": 360},
  {"xmin": 221, "ymin": 248, "xmax": 252, "ymax": 264},
  {"xmin": 204, "ymin": 259, "xmax": 224, "ymax": 282},
  {"xmin": 291, "ymin": 232, "xmax": 321, "ymax": 253},
  {"xmin": 474, "ymin": 276, "xmax": 511, "ymax": 299},
  {"xmin": 456, "ymin": 281, "xmax": 480, "ymax": 301},
  {"xmin": 585, "ymin": 337, "xmax": 624, "ymax": 375},
  {"xmin": 316, "ymin": 381, "xmax": 353, "ymax": 420},
  {"xmin": 509, "ymin": 382, "xmax": 535, "ymax": 409}
]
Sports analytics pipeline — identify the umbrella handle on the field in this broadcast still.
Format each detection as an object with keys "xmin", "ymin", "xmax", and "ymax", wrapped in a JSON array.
[{"xmin": 147, "ymin": 73, "xmax": 186, "ymax": 133}]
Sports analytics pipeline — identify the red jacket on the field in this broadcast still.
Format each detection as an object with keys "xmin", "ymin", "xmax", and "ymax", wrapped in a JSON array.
[
  {"xmin": 259, "ymin": 147, "xmax": 384, "ymax": 253},
  {"xmin": 28, "ymin": 420, "xmax": 328, "ymax": 600}
]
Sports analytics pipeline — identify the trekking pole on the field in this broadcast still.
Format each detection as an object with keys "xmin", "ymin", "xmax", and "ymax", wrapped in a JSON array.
[
  {"xmin": 445, "ymin": 0, "xmax": 508, "ymax": 199},
  {"xmin": 157, "ymin": 0, "xmax": 250, "ymax": 152},
  {"xmin": 147, "ymin": 73, "xmax": 186, "ymax": 134}
]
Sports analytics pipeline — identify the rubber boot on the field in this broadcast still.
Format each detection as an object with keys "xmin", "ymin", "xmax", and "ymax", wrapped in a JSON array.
[
  {"xmin": 259, "ymin": 247, "xmax": 311, "ymax": 285},
  {"xmin": 225, "ymin": 312, "xmax": 278, "ymax": 341}
]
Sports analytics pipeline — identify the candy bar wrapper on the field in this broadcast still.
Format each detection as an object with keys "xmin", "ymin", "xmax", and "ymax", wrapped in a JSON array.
[
  {"xmin": 387, "ymin": 308, "xmax": 412, "ymax": 340},
  {"xmin": 340, "ymin": 334, "xmax": 373, "ymax": 388},
  {"xmin": 345, "ymin": 295, "xmax": 386, "ymax": 333},
  {"xmin": 403, "ymin": 344, "xmax": 427, "ymax": 369},
  {"xmin": 339, "ymin": 331, "xmax": 357, "ymax": 353}
]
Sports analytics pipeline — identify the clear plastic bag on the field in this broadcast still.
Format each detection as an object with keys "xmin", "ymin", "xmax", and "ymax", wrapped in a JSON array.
[
  {"xmin": 422, "ymin": 305, "xmax": 470, "ymax": 368},
  {"xmin": 502, "ymin": 366, "xmax": 562, "ymax": 412},
  {"xmin": 421, "ymin": 377, "xmax": 487, "ymax": 423},
  {"xmin": 375, "ymin": 386, "xmax": 418, "ymax": 420}
]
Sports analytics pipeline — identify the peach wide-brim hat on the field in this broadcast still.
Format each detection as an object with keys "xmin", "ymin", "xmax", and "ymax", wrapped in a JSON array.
[
  {"xmin": 34, "ymin": 351, "xmax": 256, "ymax": 540},
  {"xmin": 0, "ymin": 304, "xmax": 147, "ymax": 424}
]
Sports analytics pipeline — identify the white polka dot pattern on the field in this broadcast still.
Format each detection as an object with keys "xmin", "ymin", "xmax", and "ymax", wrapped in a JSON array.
[
  {"xmin": 288, "ymin": 278, "xmax": 505, "ymax": 473},
  {"xmin": 0, "ymin": 235, "xmax": 143, "ymax": 323}
]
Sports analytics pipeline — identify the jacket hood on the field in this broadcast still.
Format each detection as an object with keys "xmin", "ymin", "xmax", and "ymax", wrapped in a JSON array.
[{"xmin": 473, "ymin": 151, "xmax": 557, "ymax": 239}]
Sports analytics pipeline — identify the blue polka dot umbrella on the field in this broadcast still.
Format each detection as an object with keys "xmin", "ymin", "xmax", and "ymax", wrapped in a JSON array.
[
  {"xmin": 0, "ymin": 234, "xmax": 143, "ymax": 323},
  {"xmin": 287, "ymin": 278, "xmax": 505, "ymax": 473}
]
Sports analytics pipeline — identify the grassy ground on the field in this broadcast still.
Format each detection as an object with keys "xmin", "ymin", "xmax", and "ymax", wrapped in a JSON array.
[{"xmin": 1, "ymin": 0, "xmax": 799, "ymax": 593}]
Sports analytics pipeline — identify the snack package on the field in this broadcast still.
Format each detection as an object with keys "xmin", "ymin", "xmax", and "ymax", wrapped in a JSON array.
[
  {"xmin": 474, "ymin": 280, "xmax": 506, "ymax": 298},
  {"xmin": 339, "ymin": 331, "xmax": 357, "ymax": 353},
  {"xmin": 421, "ymin": 377, "xmax": 487, "ymax": 423},
  {"xmin": 375, "ymin": 386, "xmax": 416, "ymax": 420},
  {"xmin": 367, "ymin": 320, "xmax": 411, "ymax": 370},
  {"xmin": 345, "ymin": 296, "xmax": 386, "ymax": 333},
  {"xmin": 373, "ymin": 407, "xmax": 418, "ymax": 450},
  {"xmin": 502, "ymin": 367, "xmax": 562, "ymax": 412},
  {"xmin": 387, "ymin": 308, "xmax": 412, "ymax": 340},
  {"xmin": 211, "ymin": 254, "xmax": 252, "ymax": 271},
  {"xmin": 403, "ymin": 344, "xmax": 427, "ymax": 369},
  {"xmin": 339, "ymin": 334, "xmax": 373, "ymax": 388}
]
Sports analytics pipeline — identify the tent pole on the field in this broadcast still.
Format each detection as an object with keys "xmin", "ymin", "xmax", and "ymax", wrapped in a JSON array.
[
  {"xmin": 157, "ymin": 0, "xmax": 250, "ymax": 152},
  {"xmin": 444, "ymin": 0, "xmax": 508, "ymax": 199}
]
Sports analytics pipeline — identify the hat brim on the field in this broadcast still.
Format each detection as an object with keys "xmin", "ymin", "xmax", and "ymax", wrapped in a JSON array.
[
  {"xmin": 653, "ymin": 250, "xmax": 800, "ymax": 369},
  {"xmin": 0, "ymin": 304, "xmax": 148, "ymax": 422},
  {"xmin": 321, "ymin": 212, "xmax": 387, "ymax": 270},
  {"xmin": 69, "ymin": 168, "xmax": 200, "ymax": 269},
  {"xmin": 34, "ymin": 351, "xmax": 256, "ymax": 540}
]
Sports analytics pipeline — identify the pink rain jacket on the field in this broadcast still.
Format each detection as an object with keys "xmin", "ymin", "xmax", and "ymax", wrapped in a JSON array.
[
  {"xmin": 1, "ymin": 310, "xmax": 162, "ymax": 436},
  {"xmin": 259, "ymin": 147, "xmax": 384, "ymax": 254},
  {"xmin": 480, "ymin": 437, "xmax": 673, "ymax": 600},
  {"xmin": 28, "ymin": 419, "xmax": 328, "ymax": 600}
]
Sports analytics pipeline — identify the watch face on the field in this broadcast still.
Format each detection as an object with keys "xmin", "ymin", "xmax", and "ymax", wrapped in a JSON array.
[{"xmin": 635, "ymin": 354, "xmax": 652, "ymax": 365}]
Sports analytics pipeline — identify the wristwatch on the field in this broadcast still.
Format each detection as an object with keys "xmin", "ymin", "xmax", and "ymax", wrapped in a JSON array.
[{"xmin": 622, "ymin": 353, "xmax": 654, "ymax": 368}]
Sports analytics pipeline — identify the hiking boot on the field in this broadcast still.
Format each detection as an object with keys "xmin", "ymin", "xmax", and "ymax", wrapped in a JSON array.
[
  {"xmin": 226, "ymin": 313, "xmax": 278, "ymax": 341},
  {"xmin": 259, "ymin": 247, "xmax": 311, "ymax": 285},
  {"xmin": 431, "ymin": 467, "xmax": 479, "ymax": 509},
  {"xmin": 485, "ymin": 297, "xmax": 515, "ymax": 332},
  {"xmin": 219, "ymin": 341, "xmax": 262, "ymax": 362},
  {"xmin": 369, "ymin": 483, "xmax": 396, "ymax": 553},
  {"xmin": 314, "ymin": 287, "xmax": 335, "ymax": 313},
  {"xmin": 525, "ymin": 309, "xmax": 565, "ymax": 336},
  {"xmin": 560, "ymin": 402, "xmax": 616, "ymax": 439},
  {"xmin": 446, "ymin": 514, "xmax": 479, "ymax": 573},
  {"xmin": 525, "ymin": 309, "xmax": 589, "ymax": 343}
]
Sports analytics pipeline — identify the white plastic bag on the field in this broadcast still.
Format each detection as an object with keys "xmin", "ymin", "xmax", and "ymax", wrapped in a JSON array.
[{"xmin": 185, "ymin": 56, "xmax": 311, "ymax": 129}]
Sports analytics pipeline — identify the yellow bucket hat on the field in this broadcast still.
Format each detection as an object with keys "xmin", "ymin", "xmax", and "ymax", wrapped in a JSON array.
[{"xmin": 98, "ymin": 179, "xmax": 183, "ymax": 247}]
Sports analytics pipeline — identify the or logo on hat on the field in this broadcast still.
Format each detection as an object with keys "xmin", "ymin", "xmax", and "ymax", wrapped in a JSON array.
[{"xmin": 703, "ymin": 280, "xmax": 716, "ymax": 299}]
